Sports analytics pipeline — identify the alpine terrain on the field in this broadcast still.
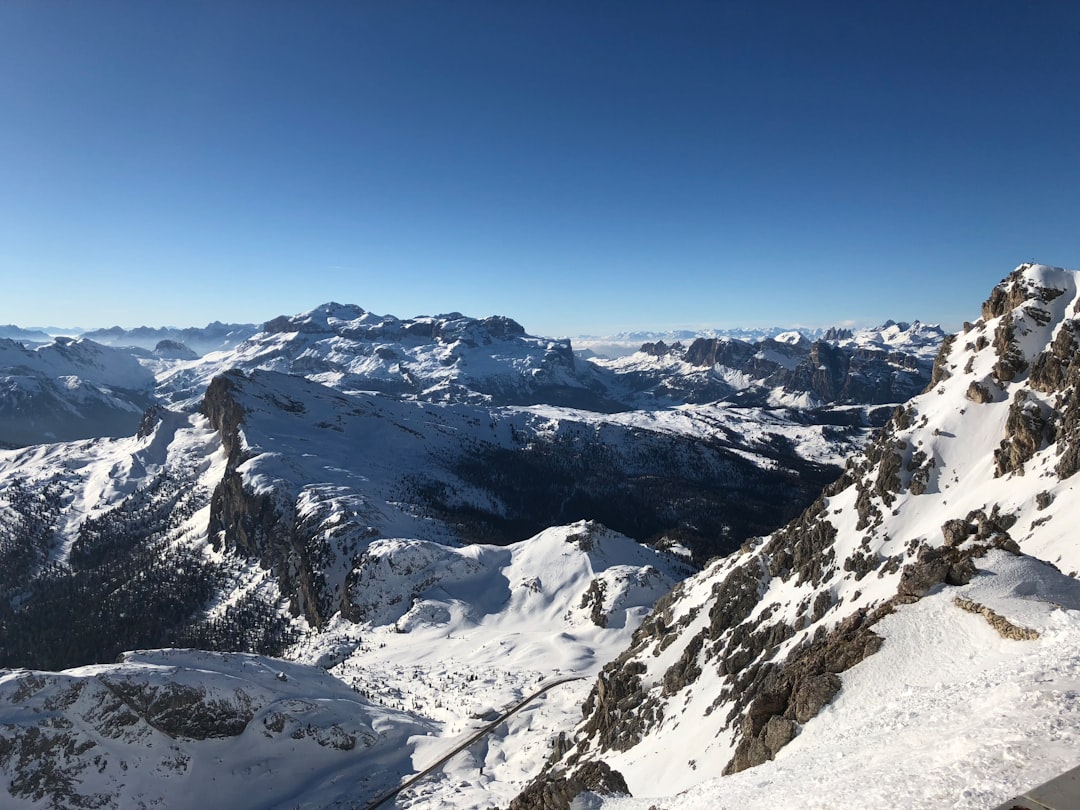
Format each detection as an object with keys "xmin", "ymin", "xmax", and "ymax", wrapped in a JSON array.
[
  {"xmin": 514, "ymin": 262, "xmax": 1080, "ymax": 809},
  {"xmin": 5, "ymin": 267, "xmax": 1076, "ymax": 809}
]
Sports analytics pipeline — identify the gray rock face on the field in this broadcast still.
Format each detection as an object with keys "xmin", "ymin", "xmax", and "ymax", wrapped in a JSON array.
[
  {"xmin": 677, "ymin": 332, "xmax": 937, "ymax": 406},
  {"xmin": 509, "ymin": 760, "xmax": 630, "ymax": 810},
  {"xmin": 995, "ymin": 390, "xmax": 1055, "ymax": 476}
]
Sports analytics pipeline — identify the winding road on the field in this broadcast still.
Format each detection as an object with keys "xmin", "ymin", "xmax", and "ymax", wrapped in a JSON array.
[{"xmin": 363, "ymin": 675, "xmax": 585, "ymax": 810}]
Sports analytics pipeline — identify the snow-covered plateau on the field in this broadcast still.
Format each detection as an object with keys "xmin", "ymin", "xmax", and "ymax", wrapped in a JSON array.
[{"xmin": 2, "ymin": 265, "xmax": 1079, "ymax": 810}]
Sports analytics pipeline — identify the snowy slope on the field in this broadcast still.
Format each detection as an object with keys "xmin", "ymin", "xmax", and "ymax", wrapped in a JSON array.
[
  {"xmin": 602, "ymin": 551, "xmax": 1080, "ymax": 810},
  {"xmin": 289, "ymin": 521, "xmax": 694, "ymax": 809},
  {"xmin": 0, "ymin": 649, "xmax": 431, "ymax": 810},
  {"xmin": 518, "ymin": 264, "xmax": 1080, "ymax": 809},
  {"xmin": 0, "ymin": 337, "xmax": 156, "ymax": 446}
]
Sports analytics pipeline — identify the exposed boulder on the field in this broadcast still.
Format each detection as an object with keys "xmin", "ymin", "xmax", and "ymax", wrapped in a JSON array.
[
  {"xmin": 966, "ymin": 380, "xmax": 994, "ymax": 403},
  {"xmin": 509, "ymin": 760, "xmax": 630, "ymax": 810}
]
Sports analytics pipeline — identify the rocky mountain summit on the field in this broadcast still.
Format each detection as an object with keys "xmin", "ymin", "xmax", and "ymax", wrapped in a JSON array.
[
  {"xmin": 600, "ymin": 319, "xmax": 944, "ymax": 409},
  {"xmin": 158, "ymin": 303, "xmax": 621, "ymax": 412},
  {"xmin": 515, "ymin": 264, "xmax": 1080, "ymax": 807}
]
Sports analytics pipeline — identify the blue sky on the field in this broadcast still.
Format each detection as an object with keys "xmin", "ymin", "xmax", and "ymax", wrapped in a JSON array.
[{"xmin": 1, "ymin": 1, "xmax": 1077, "ymax": 337}]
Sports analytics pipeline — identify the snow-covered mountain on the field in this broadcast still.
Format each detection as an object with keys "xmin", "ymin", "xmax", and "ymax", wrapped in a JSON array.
[
  {"xmin": 0, "ymin": 337, "xmax": 156, "ymax": 447},
  {"xmin": 80, "ymin": 321, "xmax": 259, "ymax": 355},
  {"xmin": 515, "ymin": 263, "xmax": 1080, "ymax": 809},
  {"xmin": 574, "ymin": 327, "xmax": 827, "ymax": 359},
  {"xmin": 0, "ymin": 325, "xmax": 55, "ymax": 346},
  {"xmin": 573, "ymin": 321, "xmax": 943, "ymax": 362},
  {"xmin": 154, "ymin": 304, "xmax": 619, "ymax": 412},
  {"xmin": 7, "ymin": 270, "xmax": 1064, "ymax": 810},
  {"xmin": 0, "ymin": 649, "xmax": 431, "ymax": 810},
  {"xmin": 0, "ymin": 304, "xmax": 938, "ymax": 450},
  {"xmin": 594, "ymin": 319, "xmax": 945, "ymax": 410}
]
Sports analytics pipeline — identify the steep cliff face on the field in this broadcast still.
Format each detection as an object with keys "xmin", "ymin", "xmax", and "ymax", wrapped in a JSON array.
[
  {"xmin": 601, "ymin": 321, "xmax": 943, "ymax": 409},
  {"xmin": 519, "ymin": 264, "xmax": 1080, "ymax": 804},
  {"xmin": 200, "ymin": 371, "xmax": 327, "ymax": 626}
]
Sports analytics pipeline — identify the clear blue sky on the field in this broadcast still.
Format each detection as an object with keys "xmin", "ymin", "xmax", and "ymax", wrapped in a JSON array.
[{"xmin": 1, "ymin": 1, "xmax": 1077, "ymax": 336}]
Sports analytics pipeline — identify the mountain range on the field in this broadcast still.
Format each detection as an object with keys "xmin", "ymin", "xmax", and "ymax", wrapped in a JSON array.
[{"xmin": 1, "ymin": 264, "xmax": 1078, "ymax": 809}]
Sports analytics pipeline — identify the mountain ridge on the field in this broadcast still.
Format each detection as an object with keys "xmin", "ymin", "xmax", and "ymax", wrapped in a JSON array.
[{"xmin": 513, "ymin": 262, "xmax": 1080, "ymax": 808}]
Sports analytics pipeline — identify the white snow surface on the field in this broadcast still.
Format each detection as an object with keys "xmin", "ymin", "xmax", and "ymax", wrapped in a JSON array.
[
  {"xmin": 602, "ymin": 551, "xmax": 1080, "ymax": 810},
  {"xmin": 0, "ymin": 649, "xmax": 432, "ymax": 809},
  {"xmin": 288, "ymin": 521, "xmax": 694, "ymax": 809}
]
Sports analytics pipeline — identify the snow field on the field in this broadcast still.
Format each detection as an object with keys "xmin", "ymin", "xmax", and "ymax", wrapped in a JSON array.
[{"xmin": 602, "ymin": 551, "xmax": 1080, "ymax": 809}]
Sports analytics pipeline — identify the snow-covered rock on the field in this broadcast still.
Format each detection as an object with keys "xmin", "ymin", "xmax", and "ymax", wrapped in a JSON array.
[
  {"xmin": 593, "ymin": 321, "xmax": 942, "ymax": 409},
  {"xmin": 0, "ymin": 649, "xmax": 430, "ymax": 810},
  {"xmin": 519, "ymin": 263, "xmax": 1080, "ymax": 809},
  {"xmin": 0, "ymin": 337, "xmax": 156, "ymax": 446},
  {"xmin": 157, "ymin": 304, "xmax": 620, "ymax": 412}
]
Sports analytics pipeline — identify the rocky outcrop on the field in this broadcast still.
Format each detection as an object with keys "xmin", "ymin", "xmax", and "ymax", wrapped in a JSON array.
[
  {"xmin": 509, "ymin": 760, "xmax": 629, "ymax": 810},
  {"xmin": 669, "ymin": 330, "xmax": 938, "ymax": 407},
  {"xmin": 1029, "ymin": 320, "xmax": 1077, "ymax": 393},
  {"xmin": 991, "ymin": 312, "xmax": 1028, "ymax": 383},
  {"xmin": 929, "ymin": 333, "xmax": 956, "ymax": 387},
  {"xmin": 201, "ymin": 372, "xmax": 327, "ymax": 627},
  {"xmin": 639, "ymin": 340, "xmax": 684, "ymax": 357},
  {"xmin": 100, "ymin": 679, "xmax": 255, "ymax": 740},
  {"xmin": 994, "ymin": 390, "xmax": 1055, "ymax": 476},
  {"xmin": 200, "ymin": 372, "xmax": 249, "ymax": 459},
  {"xmin": 684, "ymin": 337, "xmax": 756, "ymax": 368},
  {"xmin": 723, "ymin": 602, "xmax": 892, "ymax": 773}
]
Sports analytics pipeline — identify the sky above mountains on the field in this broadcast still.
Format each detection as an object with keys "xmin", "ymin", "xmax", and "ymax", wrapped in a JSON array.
[{"xmin": 2, "ymin": 1, "xmax": 1077, "ymax": 337}]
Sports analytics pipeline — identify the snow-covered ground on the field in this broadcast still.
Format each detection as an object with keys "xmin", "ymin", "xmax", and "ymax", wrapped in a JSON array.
[
  {"xmin": 0, "ymin": 649, "xmax": 432, "ymax": 810},
  {"xmin": 288, "ymin": 522, "xmax": 693, "ymax": 809},
  {"xmin": 601, "ymin": 551, "xmax": 1080, "ymax": 809}
]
